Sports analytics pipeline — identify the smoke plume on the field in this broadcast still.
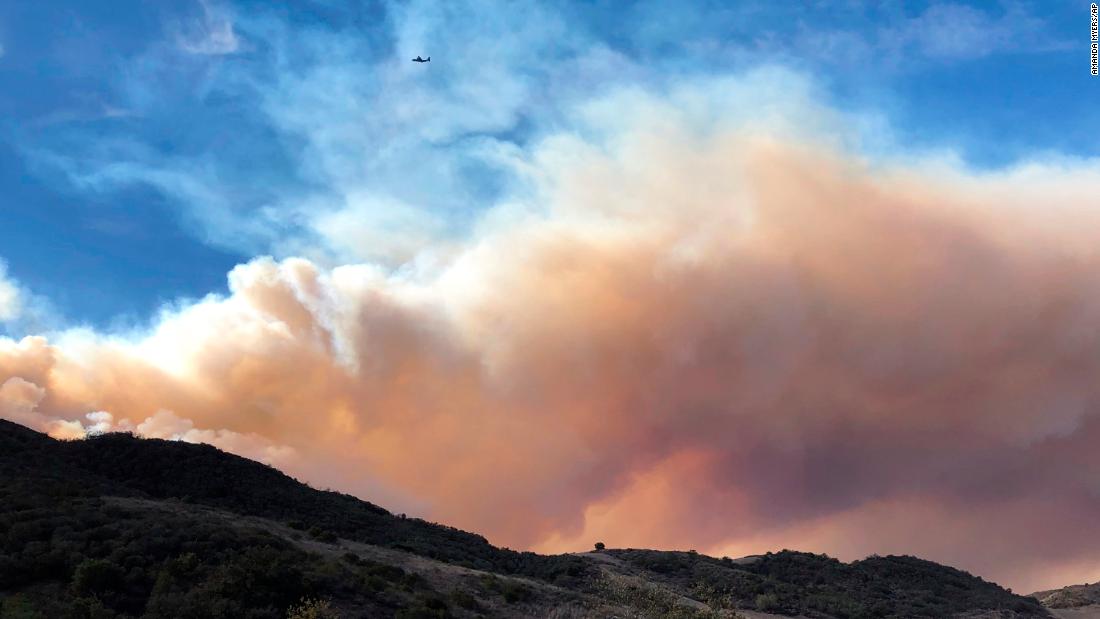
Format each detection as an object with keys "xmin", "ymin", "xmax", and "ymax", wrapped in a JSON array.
[{"xmin": 3, "ymin": 89, "xmax": 1100, "ymax": 591}]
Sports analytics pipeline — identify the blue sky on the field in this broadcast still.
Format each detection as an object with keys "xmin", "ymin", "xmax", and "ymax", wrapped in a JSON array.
[{"xmin": 0, "ymin": 0, "xmax": 1096, "ymax": 331}]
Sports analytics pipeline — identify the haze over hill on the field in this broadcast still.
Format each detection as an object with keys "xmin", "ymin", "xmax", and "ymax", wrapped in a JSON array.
[{"xmin": 0, "ymin": 419, "xmax": 1070, "ymax": 618}]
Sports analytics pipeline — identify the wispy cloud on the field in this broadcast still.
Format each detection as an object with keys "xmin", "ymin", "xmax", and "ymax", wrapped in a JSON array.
[
  {"xmin": 0, "ymin": 262, "xmax": 21, "ymax": 323},
  {"xmin": 714, "ymin": 2, "xmax": 1070, "ymax": 71},
  {"xmin": 29, "ymin": 101, "xmax": 136, "ymax": 129},
  {"xmin": 19, "ymin": 1, "xmax": 1074, "ymax": 270},
  {"xmin": 175, "ymin": 0, "xmax": 240, "ymax": 55},
  {"xmin": 882, "ymin": 2, "xmax": 1068, "ymax": 60},
  {"xmin": 0, "ymin": 261, "xmax": 59, "ymax": 339},
  {"xmin": 26, "ymin": 0, "xmax": 625, "ymax": 265}
]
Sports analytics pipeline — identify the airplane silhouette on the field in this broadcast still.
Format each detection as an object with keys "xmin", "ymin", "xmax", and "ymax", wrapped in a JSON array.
[{"xmin": 412, "ymin": 56, "xmax": 430, "ymax": 63}]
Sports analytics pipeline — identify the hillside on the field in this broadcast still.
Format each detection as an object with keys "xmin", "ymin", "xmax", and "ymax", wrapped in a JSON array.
[
  {"xmin": 0, "ymin": 419, "xmax": 1058, "ymax": 618},
  {"xmin": 1030, "ymin": 583, "xmax": 1100, "ymax": 618}
]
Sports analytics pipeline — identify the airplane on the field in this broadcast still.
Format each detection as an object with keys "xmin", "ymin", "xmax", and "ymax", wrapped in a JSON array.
[{"xmin": 412, "ymin": 56, "xmax": 430, "ymax": 63}]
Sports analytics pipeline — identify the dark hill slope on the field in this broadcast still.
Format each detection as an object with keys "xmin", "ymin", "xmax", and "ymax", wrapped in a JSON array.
[
  {"xmin": 0, "ymin": 418, "xmax": 51, "ymax": 450},
  {"xmin": 0, "ymin": 420, "xmax": 1059, "ymax": 618},
  {"xmin": 5, "ymin": 423, "xmax": 590, "ymax": 586},
  {"xmin": 606, "ymin": 548, "xmax": 1050, "ymax": 617}
]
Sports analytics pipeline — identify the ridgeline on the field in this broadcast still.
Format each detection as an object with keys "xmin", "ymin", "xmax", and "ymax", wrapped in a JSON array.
[{"xmin": 0, "ymin": 419, "xmax": 1059, "ymax": 618}]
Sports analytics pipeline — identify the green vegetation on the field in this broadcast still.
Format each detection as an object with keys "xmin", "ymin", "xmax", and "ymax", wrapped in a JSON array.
[
  {"xmin": 0, "ymin": 482, "xmax": 455, "ymax": 618},
  {"xmin": 594, "ymin": 573, "xmax": 725, "ymax": 619},
  {"xmin": 45, "ymin": 428, "xmax": 591, "ymax": 588},
  {"xmin": 0, "ymin": 420, "xmax": 1061, "ymax": 618},
  {"xmin": 610, "ymin": 549, "xmax": 1050, "ymax": 618},
  {"xmin": 0, "ymin": 419, "xmax": 588, "ymax": 617},
  {"xmin": 287, "ymin": 598, "xmax": 340, "ymax": 619}
]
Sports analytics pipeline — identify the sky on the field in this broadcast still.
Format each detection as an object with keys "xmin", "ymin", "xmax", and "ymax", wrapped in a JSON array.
[{"xmin": 2, "ymin": 0, "xmax": 1100, "ymax": 593}]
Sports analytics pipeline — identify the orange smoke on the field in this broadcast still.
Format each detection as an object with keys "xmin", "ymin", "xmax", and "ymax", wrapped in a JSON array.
[{"xmin": 3, "ymin": 120, "xmax": 1100, "ymax": 592}]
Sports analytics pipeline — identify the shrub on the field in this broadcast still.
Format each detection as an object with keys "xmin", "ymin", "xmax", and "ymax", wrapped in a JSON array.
[
  {"xmin": 1, "ymin": 594, "xmax": 47, "ymax": 619},
  {"xmin": 755, "ymin": 592, "xmax": 780, "ymax": 611},
  {"xmin": 421, "ymin": 593, "xmax": 448, "ymax": 610},
  {"xmin": 450, "ymin": 589, "xmax": 480, "ymax": 610},
  {"xmin": 71, "ymin": 558, "xmax": 125, "ymax": 596},
  {"xmin": 365, "ymin": 575, "xmax": 389, "ymax": 591},
  {"xmin": 394, "ymin": 608, "xmax": 447, "ymax": 619},
  {"xmin": 308, "ymin": 527, "xmax": 338, "ymax": 543},
  {"xmin": 501, "ymin": 580, "xmax": 533, "ymax": 603},
  {"xmin": 287, "ymin": 597, "xmax": 340, "ymax": 619}
]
